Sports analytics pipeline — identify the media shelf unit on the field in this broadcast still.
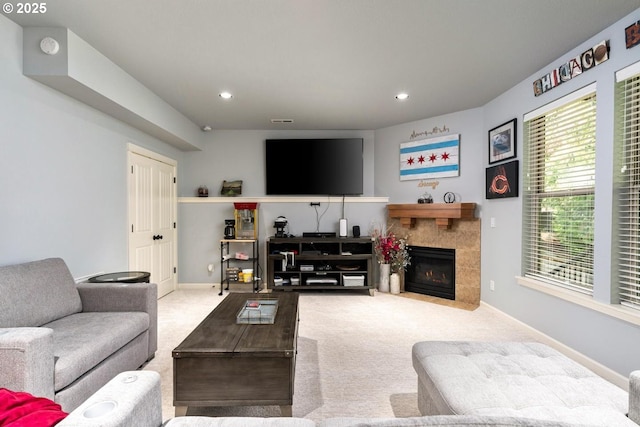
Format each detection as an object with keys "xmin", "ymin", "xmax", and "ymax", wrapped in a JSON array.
[
  {"xmin": 267, "ymin": 237, "xmax": 375, "ymax": 296},
  {"xmin": 220, "ymin": 238, "xmax": 259, "ymax": 295}
]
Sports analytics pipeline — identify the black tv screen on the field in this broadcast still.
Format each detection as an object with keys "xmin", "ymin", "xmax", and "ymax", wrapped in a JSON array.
[{"xmin": 265, "ymin": 138, "xmax": 363, "ymax": 195}]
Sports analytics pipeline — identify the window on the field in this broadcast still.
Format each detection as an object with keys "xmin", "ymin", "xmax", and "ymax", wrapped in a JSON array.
[
  {"xmin": 615, "ymin": 63, "xmax": 640, "ymax": 309},
  {"xmin": 523, "ymin": 84, "xmax": 596, "ymax": 295}
]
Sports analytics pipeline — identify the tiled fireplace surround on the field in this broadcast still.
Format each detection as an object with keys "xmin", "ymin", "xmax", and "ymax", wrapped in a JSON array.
[{"xmin": 387, "ymin": 216, "xmax": 481, "ymax": 306}]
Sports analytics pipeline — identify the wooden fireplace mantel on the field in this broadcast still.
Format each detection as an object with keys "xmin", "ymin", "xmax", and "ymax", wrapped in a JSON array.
[{"xmin": 387, "ymin": 203, "xmax": 477, "ymax": 229}]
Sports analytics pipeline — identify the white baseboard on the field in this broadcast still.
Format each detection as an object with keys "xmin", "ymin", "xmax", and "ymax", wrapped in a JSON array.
[
  {"xmin": 178, "ymin": 282, "xmax": 219, "ymax": 290},
  {"xmin": 481, "ymin": 301, "xmax": 628, "ymax": 391}
]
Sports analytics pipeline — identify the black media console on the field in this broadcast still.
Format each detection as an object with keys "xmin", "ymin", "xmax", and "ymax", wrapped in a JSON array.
[{"xmin": 267, "ymin": 236, "xmax": 375, "ymax": 296}]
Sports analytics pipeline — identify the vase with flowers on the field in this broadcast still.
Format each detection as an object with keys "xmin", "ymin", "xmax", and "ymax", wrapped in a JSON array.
[{"xmin": 371, "ymin": 225, "xmax": 410, "ymax": 293}]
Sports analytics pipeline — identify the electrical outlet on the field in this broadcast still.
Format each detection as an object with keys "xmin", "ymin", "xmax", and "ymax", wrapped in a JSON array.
[
  {"xmin": 490, "ymin": 280, "xmax": 495, "ymax": 291},
  {"xmin": 207, "ymin": 263, "xmax": 214, "ymax": 273},
  {"xmin": 490, "ymin": 217, "xmax": 496, "ymax": 228}
]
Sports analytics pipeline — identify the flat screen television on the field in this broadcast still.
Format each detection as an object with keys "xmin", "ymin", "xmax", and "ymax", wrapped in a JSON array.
[{"xmin": 265, "ymin": 138, "xmax": 363, "ymax": 195}]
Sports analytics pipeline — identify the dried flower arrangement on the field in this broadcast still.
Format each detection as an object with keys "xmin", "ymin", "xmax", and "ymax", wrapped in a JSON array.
[{"xmin": 370, "ymin": 224, "xmax": 410, "ymax": 273}]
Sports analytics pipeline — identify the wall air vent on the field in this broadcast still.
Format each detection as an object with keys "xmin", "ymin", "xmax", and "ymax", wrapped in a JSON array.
[{"xmin": 270, "ymin": 119, "xmax": 294, "ymax": 123}]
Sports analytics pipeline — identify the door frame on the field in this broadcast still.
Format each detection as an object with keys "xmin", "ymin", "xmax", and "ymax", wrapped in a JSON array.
[{"xmin": 127, "ymin": 142, "xmax": 178, "ymax": 294}]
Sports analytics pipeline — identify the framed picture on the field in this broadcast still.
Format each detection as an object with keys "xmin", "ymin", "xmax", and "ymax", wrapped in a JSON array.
[
  {"xmin": 488, "ymin": 118, "xmax": 516, "ymax": 164},
  {"xmin": 486, "ymin": 160, "xmax": 518, "ymax": 199},
  {"xmin": 400, "ymin": 134, "xmax": 460, "ymax": 181},
  {"xmin": 220, "ymin": 180, "xmax": 242, "ymax": 196},
  {"xmin": 625, "ymin": 21, "xmax": 640, "ymax": 49}
]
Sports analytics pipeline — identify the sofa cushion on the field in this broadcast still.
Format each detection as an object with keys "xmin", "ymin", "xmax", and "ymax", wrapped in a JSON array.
[
  {"xmin": 322, "ymin": 415, "xmax": 578, "ymax": 426},
  {"xmin": 44, "ymin": 312, "xmax": 149, "ymax": 391},
  {"xmin": 0, "ymin": 258, "xmax": 82, "ymax": 328},
  {"xmin": 412, "ymin": 341, "xmax": 631, "ymax": 426},
  {"xmin": 163, "ymin": 417, "xmax": 315, "ymax": 427}
]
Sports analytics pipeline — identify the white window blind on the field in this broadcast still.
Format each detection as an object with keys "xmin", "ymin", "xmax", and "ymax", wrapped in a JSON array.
[
  {"xmin": 615, "ymin": 66, "xmax": 640, "ymax": 309},
  {"xmin": 522, "ymin": 89, "xmax": 596, "ymax": 295}
]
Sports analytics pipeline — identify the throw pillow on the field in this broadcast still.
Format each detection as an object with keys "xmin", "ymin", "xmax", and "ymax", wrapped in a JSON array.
[{"xmin": 0, "ymin": 388, "xmax": 67, "ymax": 427}]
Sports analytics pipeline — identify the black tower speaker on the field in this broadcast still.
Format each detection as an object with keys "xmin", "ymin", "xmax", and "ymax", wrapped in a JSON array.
[{"xmin": 352, "ymin": 225, "xmax": 361, "ymax": 238}]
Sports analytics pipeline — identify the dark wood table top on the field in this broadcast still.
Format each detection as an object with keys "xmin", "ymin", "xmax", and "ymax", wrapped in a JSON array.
[
  {"xmin": 87, "ymin": 271, "xmax": 150, "ymax": 283},
  {"xmin": 172, "ymin": 292, "xmax": 299, "ymax": 358}
]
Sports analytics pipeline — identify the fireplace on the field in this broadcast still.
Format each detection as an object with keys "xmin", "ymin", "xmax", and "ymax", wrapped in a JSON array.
[
  {"xmin": 405, "ymin": 246, "xmax": 455, "ymax": 300},
  {"xmin": 387, "ymin": 213, "xmax": 479, "ymax": 307}
]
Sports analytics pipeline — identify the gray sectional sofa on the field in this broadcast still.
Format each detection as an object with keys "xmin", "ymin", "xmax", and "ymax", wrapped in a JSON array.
[
  {"xmin": 59, "ymin": 371, "xmax": 586, "ymax": 427},
  {"xmin": 4, "ymin": 257, "xmax": 637, "ymax": 426},
  {"xmin": 0, "ymin": 257, "xmax": 157, "ymax": 412}
]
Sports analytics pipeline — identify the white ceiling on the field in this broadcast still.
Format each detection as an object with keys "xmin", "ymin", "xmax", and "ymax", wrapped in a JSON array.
[{"xmin": 5, "ymin": 0, "xmax": 640, "ymax": 130}]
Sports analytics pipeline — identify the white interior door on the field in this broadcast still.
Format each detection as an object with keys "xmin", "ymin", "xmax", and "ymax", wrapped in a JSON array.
[{"xmin": 128, "ymin": 148, "xmax": 177, "ymax": 298}]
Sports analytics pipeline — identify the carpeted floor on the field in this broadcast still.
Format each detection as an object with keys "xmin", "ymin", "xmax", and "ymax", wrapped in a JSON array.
[{"xmin": 143, "ymin": 288, "xmax": 540, "ymax": 423}]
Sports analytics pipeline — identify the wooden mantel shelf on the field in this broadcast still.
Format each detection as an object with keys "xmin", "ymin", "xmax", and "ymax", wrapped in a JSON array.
[{"xmin": 387, "ymin": 203, "xmax": 477, "ymax": 229}]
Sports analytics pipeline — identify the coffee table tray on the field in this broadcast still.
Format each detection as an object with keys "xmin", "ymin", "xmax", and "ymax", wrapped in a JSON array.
[{"xmin": 236, "ymin": 299, "xmax": 279, "ymax": 324}]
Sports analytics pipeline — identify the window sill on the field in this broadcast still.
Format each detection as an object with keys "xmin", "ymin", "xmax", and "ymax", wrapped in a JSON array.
[{"xmin": 516, "ymin": 276, "xmax": 640, "ymax": 327}]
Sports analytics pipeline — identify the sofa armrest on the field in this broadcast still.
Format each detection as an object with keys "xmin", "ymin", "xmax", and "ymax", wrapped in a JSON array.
[
  {"xmin": 77, "ymin": 282, "xmax": 158, "ymax": 359},
  {"xmin": 0, "ymin": 328, "xmax": 54, "ymax": 399},
  {"xmin": 58, "ymin": 370, "xmax": 162, "ymax": 427},
  {"xmin": 629, "ymin": 370, "xmax": 640, "ymax": 425}
]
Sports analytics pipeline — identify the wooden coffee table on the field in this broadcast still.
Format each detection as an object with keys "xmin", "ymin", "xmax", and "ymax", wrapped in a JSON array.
[{"xmin": 172, "ymin": 292, "xmax": 299, "ymax": 417}]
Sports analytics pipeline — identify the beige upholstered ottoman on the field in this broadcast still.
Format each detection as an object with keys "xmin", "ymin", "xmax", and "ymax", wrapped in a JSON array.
[{"xmin": 412, "ymin": 341, "xmax": 634, "ymax": 426}]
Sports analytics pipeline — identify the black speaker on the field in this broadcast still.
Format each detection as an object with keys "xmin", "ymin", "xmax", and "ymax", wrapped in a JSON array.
[{"xmin": 352, "ymin": 225, "xmax": 360, "ymax": 238}]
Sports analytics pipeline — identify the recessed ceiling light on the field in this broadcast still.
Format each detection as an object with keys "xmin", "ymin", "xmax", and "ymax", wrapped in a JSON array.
[
  {"xmin": 395, "ymin": 93, "xmax": 409, "ymax": 100},
  {"xmin": 219, "ymin": 92, "xmax": 233, "ymax": 100}
]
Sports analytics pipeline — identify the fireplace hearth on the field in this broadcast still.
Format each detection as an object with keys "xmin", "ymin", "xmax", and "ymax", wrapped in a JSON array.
[{"xmin": 405, "ymin": 246, "xmax": 455, "ymax": 300}]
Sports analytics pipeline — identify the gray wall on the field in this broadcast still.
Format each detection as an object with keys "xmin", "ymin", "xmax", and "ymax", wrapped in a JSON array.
[
  {"xmin": 178, "ymin": 129, "xmax": 387, "ymax": 283},
  {"xmin": 479, "ymin": 10, "xmax": 640, "ymax": 377},
  {"xmin": 374, "ymin": 107, "xmax": 485, "ymax": 206},
  {"xmin": 0, "ymin": 15, "xmax": 183, "ymax": 277}
]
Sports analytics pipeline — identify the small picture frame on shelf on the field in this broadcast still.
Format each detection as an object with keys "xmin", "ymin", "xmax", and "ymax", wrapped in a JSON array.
[
  {"xmin": 220, "ymin": 180, "xmax": 242, "ymax": 196},
  {"xmin": 488, "ymin": 118, "xmax": 516, "ymax": 164}
]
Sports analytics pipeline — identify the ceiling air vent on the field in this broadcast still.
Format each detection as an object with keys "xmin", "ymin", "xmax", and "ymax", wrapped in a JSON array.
[{"xmin": 271, "ymin": 119, "xmax": 294, "ymax": 124}]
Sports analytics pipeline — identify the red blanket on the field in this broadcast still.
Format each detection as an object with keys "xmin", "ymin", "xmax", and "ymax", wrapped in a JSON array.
[{"xmin": 0, "ymin": 389, "xmax": 67, "ymax": 427}]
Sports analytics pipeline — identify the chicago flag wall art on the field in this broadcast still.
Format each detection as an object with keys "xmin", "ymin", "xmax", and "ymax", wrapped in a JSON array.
[{"xmin": 400, "ymin": 134, "xmax": 460, "ymax": 180}]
